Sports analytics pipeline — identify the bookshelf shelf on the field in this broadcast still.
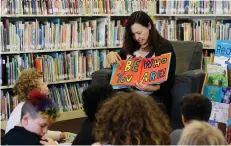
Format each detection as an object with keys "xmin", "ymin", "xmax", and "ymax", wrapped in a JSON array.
[
  {"xmin": 56, "ymin": 110, "xmax": 86, "ymax": 122},
  {"xmin": 46, "ymin": 78, "xmax": 92, "ymax": 85},
  {"xmin": 1, "ymin": 46, "xmax": 122, "ymax": 54},
  {"xmin": 2, "ymin": 14, "xmax": 231, "ymax": 18},
  {"xmin": 1, "ymin": 120, "xmax": 7, "ymax": 130},
  {"xmin": 203, "ymin": 47, "xmax": 215, "ymax": 50},
  {"xmin": 1, "ymin": 78, "xmax": 92, "ymax": 89},
  {"xmin": 1, "ymin": 85, "xmax": 14, "ymax": 89},
  {"xmin": 0, "ymin": 110, "xmax": 86, "ymax": 130}
]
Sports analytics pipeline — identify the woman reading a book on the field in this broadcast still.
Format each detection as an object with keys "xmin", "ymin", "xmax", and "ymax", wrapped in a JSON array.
[{"xmin": 108, "ymin": 11, "xmax": 176, "ymax": 117}]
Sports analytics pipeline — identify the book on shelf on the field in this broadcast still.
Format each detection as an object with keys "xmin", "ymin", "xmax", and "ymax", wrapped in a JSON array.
[
  {"xmin": 110, "ymin": 53, "xmax": 171, "ymax": 87},
  {"xmin": 204, "ymin": 85, "xmax": 231, "ymax": 104},
  {"xmin": 154, "ymin": 19, "xmax": 231, "ymax": 49},
  {"xmin": 0, "ymin": 17, "xmax": 118, "ymax": 53},
  {"xmin": 1, "ymin": 0, "xmax": 157, "ymax": 16},
  {"xmin": 158, "ymin": 0, "xmax": 231, "ymax": 15},
  {"xmin": 0, "ymin": 82, "xmax": 89, "ymax": 120},
  {"xmin": 0, "ymin": 50, "xmax": 111, "ymax": 86},
  {"xmin": 214, "ymin": 40, "xmax": 231, "ymax": 68},
  {"xmin": 207, "ymin": 64, "xmax": 228, "ymax": 87},
  {"xmin": 0, "ymin": 19, "xmax": 125, "ymax": 53}
]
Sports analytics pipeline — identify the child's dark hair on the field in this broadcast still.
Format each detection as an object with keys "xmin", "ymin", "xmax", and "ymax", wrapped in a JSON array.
[
  {"xmin": 21, "ymin": 90, "xmax": 60, "ymax": 122},
  {"xmin": 181, "ymin": 93, "xmax": 212, "ymax": 122},
  {"xmin": 82, "ymin": 84, "xmax": 115, "ymax": 121}
]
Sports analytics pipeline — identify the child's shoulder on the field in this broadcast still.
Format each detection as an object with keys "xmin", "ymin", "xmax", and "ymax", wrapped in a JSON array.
[{"xmin": 2, "ymin": 126, "xmax": 41, "ymax": 145}]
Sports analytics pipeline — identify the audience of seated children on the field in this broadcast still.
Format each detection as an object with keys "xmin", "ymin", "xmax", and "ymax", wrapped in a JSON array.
[
  {"xmin": 1, "ymin": 90, "xmax": 60, "ymax": 145},
  {"xmin": 5, "ymin": 68, "xmax": 66, "ymax": 141},
  {"xmin": 170, "ymin": 93, "xmax": 212, "ymax": 145},
  {"xmin": 178, "ymin": 120, "xmax": 226, "ymax": 145},
  {"xmin": 72, "ymin": 85, "xmax": 115, "ymax": 145},
  {"xmin": 93, "ymin": 92, "xmax": 171, "ymax": 145}
]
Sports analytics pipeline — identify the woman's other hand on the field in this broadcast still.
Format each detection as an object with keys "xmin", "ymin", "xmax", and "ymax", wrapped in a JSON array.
[
  {"xmin": 59, "ymin": 132, "xmax": 67, "ymax": 140},
  {"xmin": 108, "ymin": 51, "xmax": 122, "ymax": 64},
  {"xmin": 135, "ymin": 81, "xmax": 160, "ymax": 92}
]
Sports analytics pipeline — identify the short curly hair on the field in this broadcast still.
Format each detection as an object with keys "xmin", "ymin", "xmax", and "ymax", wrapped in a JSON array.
[
  {"xmin": 13, "ymin": 68, "xmax": 43, "ymax": 101},
  {"xmin": 93, "ymin": 92, "xmax": 170, "ymax": 145},
  {"xmin": 82, "ymin": 84, "xmax": 115, "ymax": 121}
]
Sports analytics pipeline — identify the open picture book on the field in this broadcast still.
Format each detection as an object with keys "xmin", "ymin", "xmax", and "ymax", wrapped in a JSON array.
[{"xmin": 110, "ymin": 53, "xmax": 171, "ymax": 87}]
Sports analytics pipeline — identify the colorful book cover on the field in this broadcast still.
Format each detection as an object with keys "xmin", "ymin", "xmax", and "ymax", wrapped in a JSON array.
[
  {"xmin": 204, "ymin": 85, "xmax": 223, "ymax": 102},
  {"xmin": 207, "ymin": 64, "xmax": 228, "ymax": 87},
  {"xmin": 222, "ymin": 87, "xmax": 231, "ymax": 104},
  {"xmin": 209, "ymin": 101, "xmax": 229, "ymax": 123},
  {"xmin": 110, "ymin": 53, "xmax": 171, "ymax": 86},
  {"xmin": 214, "ymin": 40, "xmax": 231, "ymax": 69}
]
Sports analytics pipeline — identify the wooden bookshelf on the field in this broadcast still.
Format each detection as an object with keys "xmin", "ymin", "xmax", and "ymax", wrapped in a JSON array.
[
  {"xmin": 56, "ymin": 110, "xmax": 86, "ymax": 122},
  {"xmin": 0, "ymin": 109, "xmax": 86, "ymax": 130}
]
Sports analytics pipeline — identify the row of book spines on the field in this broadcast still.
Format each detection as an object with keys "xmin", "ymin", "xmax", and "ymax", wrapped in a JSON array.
[
  {"xmin": 0, "ymin": 19, "xmax": 126, "ymax": 52},
  {"xmin": 0, "ymin": 82, "xmax": 89, "ymax": 120},
  {"xmin": 49, "ymin": 83, "xmax": 88, "ymax": 113},
  {"xmin": 158, "ymin": 0, "xmax": 231, "ymax": 14},
  {"xmin": 0, "ymin": 50, "xmax": 111, "ymax": 86},
  {"xmin": 1, "ymin": 0, "xmax": 156, "ymax": 15},
  {"xmin": 155, "ymin": 19, "xmax": 231, "ymax": 48},
  {"xmin": 0, "ymin": 91, "xmax": 11, "ymax": 121}
]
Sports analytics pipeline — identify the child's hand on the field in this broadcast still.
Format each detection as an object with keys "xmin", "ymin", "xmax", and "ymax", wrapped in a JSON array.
[
  {"xmin": 40, "ymin": 137, "xmax": 58, "ymax": 145},
  {"xmin": 59, "ymin": 132, "xmax": 68, "ymax": 140}
]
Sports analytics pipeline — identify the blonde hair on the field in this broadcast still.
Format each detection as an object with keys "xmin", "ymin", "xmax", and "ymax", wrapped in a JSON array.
[
  {"xmin": 94, "ymin": 92, "xmax": 170, "ymax": 145},
  {"xmin": 178, "ymin": 120, "xmax": 225, "ymax": 145},
  {"xmin": 13, "ymin": 68, "xmax": 43, "ymax": 101}
]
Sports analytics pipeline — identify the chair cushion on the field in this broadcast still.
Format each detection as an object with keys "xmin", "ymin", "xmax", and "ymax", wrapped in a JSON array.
[{"xmin": 171, "ymin": 41, "xmax": 203, "ymax": 74}]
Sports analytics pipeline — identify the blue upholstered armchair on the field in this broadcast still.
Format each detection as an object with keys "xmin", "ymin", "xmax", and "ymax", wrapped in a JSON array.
[{"xmin": 91, "ymin": 41, "xmax": 205, "ymax": 130}]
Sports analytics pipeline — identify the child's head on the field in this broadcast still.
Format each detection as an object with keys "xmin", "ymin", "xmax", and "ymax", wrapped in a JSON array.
[
  {"xmin": 21, "ymin": 90, "xmax": 59, "ymax": 137},
  {"xmin": 181, "ymin": 93, "xmax": 212, "ymax": 124},
  {"xmin": 178, "ymin": 120, "xmax": 225, "ymax": 145},
  {"xmin": 82, "ymin": 84, "xmax": 115, "ymax": 121},
  {"xmin": 13, "ymin": 68, "xmax": 49, "ymax": 100},
  {"xmin": 94, "ymin": 92, "xmax": 170, "ymax": 145}
]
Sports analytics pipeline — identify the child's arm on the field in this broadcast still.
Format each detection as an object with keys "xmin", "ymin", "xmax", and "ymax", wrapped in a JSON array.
[{"xmin": 45, "ymin": 130, "xmax": 66, "ymax": 141}]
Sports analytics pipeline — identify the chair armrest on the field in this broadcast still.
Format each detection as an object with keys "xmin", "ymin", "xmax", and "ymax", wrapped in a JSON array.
[
  {"xmin": 171, "ymin": 69, "xmax": 205, "ymax": 129},
  {"xmin": 91, "ymin": 68, "xmax": 112, "ymax": 86}
]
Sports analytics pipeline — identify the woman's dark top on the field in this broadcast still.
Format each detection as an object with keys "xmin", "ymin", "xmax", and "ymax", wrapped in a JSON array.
[
  {"xmin": 119, "ymin": 38, "xmax": 176, "ymax": 117},
  {"xmin": 72, "ymin": 118, "xmax": 95, "ymax": 145},
  {"xmin": 1, "ymin": 126, "xmax": 41, "ymax": 145}
]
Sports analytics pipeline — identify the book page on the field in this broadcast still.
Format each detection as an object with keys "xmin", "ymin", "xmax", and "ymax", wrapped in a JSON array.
[
  {"xmin": 209, "ymin": 101, "xmax": 229, "ymax": 123},
  {"xmin": 110, "ymin": 57, "xmax": 143, "ymax": 86},
  {"xmin": 140, "ymin": 53, "xmax": 171, "ymax": 85}
]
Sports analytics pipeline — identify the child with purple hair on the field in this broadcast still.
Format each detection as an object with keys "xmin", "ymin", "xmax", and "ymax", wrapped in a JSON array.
[{"xmin": 2, "ymin": 90, "xmax": 60, "ymax": 145}]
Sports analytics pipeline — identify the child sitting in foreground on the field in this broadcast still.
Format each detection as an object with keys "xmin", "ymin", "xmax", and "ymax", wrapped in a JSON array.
[
  {"xmin": 2, "ymin": 90, "xmax": 60, "ymax": 145},
  {"xmin": 178, "ymin": 120, "xmax": 225, "ymax": 145},
  {"xmin": 5, "ymin": 68, "xmax": 66, "ymax": 140}
]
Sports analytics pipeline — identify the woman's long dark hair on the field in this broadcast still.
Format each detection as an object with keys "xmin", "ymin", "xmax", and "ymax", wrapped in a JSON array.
[{"xmin": 123, "ymin": 11, "xmax": 163, "ymax": 55}]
